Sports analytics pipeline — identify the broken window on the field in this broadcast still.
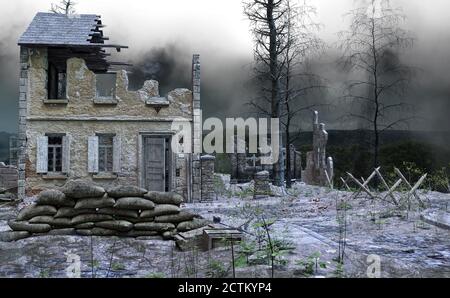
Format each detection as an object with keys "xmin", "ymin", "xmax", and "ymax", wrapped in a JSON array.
[
  {"xmin": 96, "ymin": 73, "xmax": 116, "ymax": 99},
  {"xmin": 47, "ymin": 61, "xmax": 66, "ymax": 100},
  {"xmin": 47, "ymin": 135, "xmax": 63, "ymax": 172},
  {"xmin": 98, "ymin": 135, "xmax": 114, "ymax": 173}
]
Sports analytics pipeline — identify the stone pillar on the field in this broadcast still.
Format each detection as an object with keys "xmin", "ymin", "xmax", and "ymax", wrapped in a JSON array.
[
  {"xmin": 294, "ymin": 150, "xmax": 302, "ymax": 180},
  {"xmin": 200, "ymin": 155, "xmax": 215, "ymax": 202},
  {"xmin": 192, "ymin": 54, "xmax": 201, "ymax": 155},
  {"xmin": 254, "ymin": 170, "xmax": 271, "ymax": 199},
  {"xmin": 191, "ymin": 54, "xmax": 202, "ymax": 202},
  {"xmin": 303, "ymin": 111, "xmax": 332, "ymax": 186},
  {"xmin": 17, "ymin": 46, "xmax": 29, "ymax": 200}
]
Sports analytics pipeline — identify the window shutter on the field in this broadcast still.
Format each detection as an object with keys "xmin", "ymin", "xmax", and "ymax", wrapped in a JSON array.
[
  {"xmin": 36, "ymin": 136, "xmax": 48, "ymax": 174},
  {"xmin": 113, "ymin": 135, "xmax": 122, "ymax": 174},
  {"xmin": 88, "ymin": 136, "xmax": 99, "ymax": 173},
  {"xmin": 62, "ymin": 135, "xmax": 71, "ymax": 174}
]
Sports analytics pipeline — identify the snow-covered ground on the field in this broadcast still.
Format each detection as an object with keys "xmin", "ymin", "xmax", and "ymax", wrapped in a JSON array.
[{"xmin": 0, "ymin": 183, "xmax": 449, "ymax": 278}]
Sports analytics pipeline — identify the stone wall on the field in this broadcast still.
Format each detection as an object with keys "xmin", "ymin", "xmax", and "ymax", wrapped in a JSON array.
[
  {"xmin": 21, "ymin": 48, "xmax": 196, "ymax": 198},
  {"xmin": 200, "ymin": 155, "xmax": 215, "ymax": 202},
  {"xmin": 254, "ymin": 171, "xmax": 271, "ymax": 199},
  {"xmin": 0, "ymin": 164, "xmax": 18, "ymax": 193}
]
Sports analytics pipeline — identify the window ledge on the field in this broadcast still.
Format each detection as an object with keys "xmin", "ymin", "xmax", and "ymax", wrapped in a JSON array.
[
  {"xmin": 42, "ymin": 174, "xmax": 68, "ymax": 180},
  {"xmin": 43, "ymin": 99, "xmax": 69, "ymax": 105},
  {"xmin": 94, "ymin": 98, "xmax": 118, "ymax": 105},
  {"xmin": 93, "ymin": 173, "xmax": 118, "ymax": 180},
  {"xmin": 145, "ymin": 97, "xmax": 170, "ymax": 107}
]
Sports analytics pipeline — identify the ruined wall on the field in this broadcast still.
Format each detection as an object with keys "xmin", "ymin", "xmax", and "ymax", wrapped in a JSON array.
[
  {"xmin": 0, "ymin": 164, "xmax": 18, "ymax": 192},
  {"xmin": 23, "ymin": 48, "xmax": 194, "ymax": 197},
  {"xmin": 27, "ymin": 49, "xmax": 192, "ymax": 119}
]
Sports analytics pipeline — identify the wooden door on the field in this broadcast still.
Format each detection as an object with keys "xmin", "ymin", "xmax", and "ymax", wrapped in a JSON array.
[{"xmin": 144, "ymin": 137, "xmax": 166, "ymax": 192}]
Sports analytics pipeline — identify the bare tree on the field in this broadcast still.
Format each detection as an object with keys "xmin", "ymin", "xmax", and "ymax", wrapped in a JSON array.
[
  {"xmin": 244, "ymin": 0, "xmax": 290, "ymax": 187},
  {"xmin": 338, "ymin": 0, "xmax": 415, "ymax": 170},
  {"xmin": 51, "ymin": 0, "xmax": 76, "ymax": 15},
  {"xmin": 280, "ymin": 0, "xmax": 326, "ymax": 188}
]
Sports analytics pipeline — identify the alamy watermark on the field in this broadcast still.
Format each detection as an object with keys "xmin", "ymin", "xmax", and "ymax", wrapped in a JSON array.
[
  {"xmin": 366, "ymin": 254, "xmax": 381, "ymax": 278},
  {"xmin": 171, "ymin": 110, "xmax": 281, "ymax": 165}
]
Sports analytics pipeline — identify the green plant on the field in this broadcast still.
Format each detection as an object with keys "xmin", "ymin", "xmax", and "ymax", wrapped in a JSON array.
[
  {"xmin": 337, "ymin": 200, "xmax": 352, "ymax": 211},
  {"xmin": 111, "ymin": 262, "xmax": 125, "ymax": 271},
  {"xmin": 207, "ymin": 260, "xmax": 229, "ymax": 278},
  {"xmin": 296, "ymin": 252, "xmax": 327, "ymax": 277},
  {"xmin": 39, "ymin": 268, "xmax": 51, "ymax": 278},
  {"xmin": 428, "ymin": 167, "xmax": 449, "ymax": 193},
  {"xmin": 145, "ymin": 272, "xmax": 165, "ymax": 278},
  {"xmin": 333, "ymin": 261, "xmax": 345, "ymax": 278}
]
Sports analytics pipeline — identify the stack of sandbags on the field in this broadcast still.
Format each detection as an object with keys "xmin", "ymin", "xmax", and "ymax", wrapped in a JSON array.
[{"xmin": 6, "ymin": 181, "xmax": 209, "ymax": 240}]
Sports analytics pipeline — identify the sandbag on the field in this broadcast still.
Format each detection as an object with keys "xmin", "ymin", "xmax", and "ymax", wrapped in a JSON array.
[
  {"xmin": 0, "ymin": 231, "xmax": 30, "ymax": 242},
  {"xmin": 177, "ymin": 218, "xmax": 210, "ymax": 232},
  {"xmin": 114, "ymin": 197, "xmax": 155, "ymax": 210},
  {"xmin": 51, "ymin": 218, "xmax": 73, "ymax": 228},
  {"xmin": 124, "ymin": 230, "xmax": 159, "ymax": 238},
  {"xmin": 107, "ymin": 186, "xmax": 147, "ymax": 198},
  {"xmin": 62, "ymin": 180, "xmax": 105, "ymax": 199},
  {"xmin": 134, "ymin": 222, "xmax": 175, "ymax": 232},
  {"xmin": 155, "ymin": 212, "xmax": 196, "ymax": 224},
  {"xmin": 76, "ymin": 228, "xmax": 118, "ymax": 237},
  {"xmin": 98, "ymin": 208, "xmax": 139, "ymax": 219},
  {"xmin": 75, "ymin": 222, "xmax": 95, "ymax": 229},
  {"xmin": 71, "ymin": 214, "xmax": 113, "ymax": 225},
  {"xmin": 8, "ymin": 221, "xmax": 51, "ymax": 233},
  {"xmin": 75, "ymin": 229, "xmax": 93, "ymax": 236},
  {"xmin": 48, "ymin": 228, "xmax": 76, "ymax": 236},
  {"xmin": 144, "ymin": 192, "xmax": 184, "ymax": 206},
  {"xmin": 140, "ymin": 204, "xmax": 180, "ymax": 218},
  {"xmin": 54, "ymin": 207, "xmax": 96, "ymax": 218},
  {"xmin": 0, "ymin": 231, "xmax": 31, "ymax": 242},
  {"xmin": 114, "ymin": 217, "xmax": 154, "ymax": 224},
  {"xmin": 29, "ymin": 216, "xmax": 54, "ymax": 225},
  {"xmin": 36, "ymin": 189, "xmax": 74, "ymax": 207},
  {"xmin": 95, "ymin": 220, "xmax": 133, "ymax": 232},
  {"xmin": 17, "ymin": 205, "xmax": 57, "ymax": 221},
  {"xmin": 162, "ymin": 230, "xmax": 177, "ymax": 240},
  {"xmin": 29, "ymin": 216, "xmax": 71, "ymax": 227},
  {"xmin": 74, "ymin": 194, "xmax": 115, "ymax": 209}
]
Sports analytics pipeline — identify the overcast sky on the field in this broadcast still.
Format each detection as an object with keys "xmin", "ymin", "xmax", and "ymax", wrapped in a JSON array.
[{"xmin": 0, "ymin": 0, "xmax": 449, "ymax": 133}]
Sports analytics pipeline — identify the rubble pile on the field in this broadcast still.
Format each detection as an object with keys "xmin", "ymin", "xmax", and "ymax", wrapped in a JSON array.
[{"xmin": 4, "ymin": 181, "xmax": 209, "ymax": 241}]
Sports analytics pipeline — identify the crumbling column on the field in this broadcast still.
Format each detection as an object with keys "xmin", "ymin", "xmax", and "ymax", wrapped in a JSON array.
[
  {"xmin": 191, "ymin": 54, "xmax": 202, "ymax": 202},
  {"xmin": 200, "ymin": 155, "xmax": 215, "ymax": 202},
  {"xmin": 17, "ymin": 47, "xmax": 29, "ymax": 200},
  {"xmin": 254, "ymin": 170, "xmax": 271, "ymax": 199},
  {"xmin": 303, "ymin": 111, "xmax": 332, "ymax": 186}
]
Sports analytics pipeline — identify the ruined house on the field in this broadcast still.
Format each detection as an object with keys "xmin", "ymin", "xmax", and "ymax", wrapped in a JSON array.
[{"xmin": 17, "ymin": 12, "xmax": 204, "ymax": 202}]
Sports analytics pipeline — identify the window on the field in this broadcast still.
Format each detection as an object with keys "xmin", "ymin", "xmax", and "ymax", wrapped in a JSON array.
[
  {"xmin": 47, "ymin": 136, "xmax": 63, "ymax": 173},
  {"xmin": 47, "ymin": 61, "xmax": 67, "ymax": 99},
  {"xmin": 96, "ymin": 73, "xmax": 116, "ymax": 99},
  {"xmin": 98, "ymin": 135, "xmax": 114, "ymax": 173}
]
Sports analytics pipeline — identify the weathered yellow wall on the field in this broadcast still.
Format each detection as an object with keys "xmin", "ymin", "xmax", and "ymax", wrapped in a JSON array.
[{"xmin": 25, "ymin": 48, "xmax": 193, "ymax": 195}]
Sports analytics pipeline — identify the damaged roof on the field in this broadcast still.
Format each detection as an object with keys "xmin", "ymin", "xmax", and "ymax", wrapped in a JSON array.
[
  {"xmin": 18, "ymin": 12, "xmax": 129, "ymax": 72},
  {"xmin": 19, "ymin": 12, "xmax": 102, "ymax": 46},
  {"xmin": 18, "ymin": 12, "xmax": 127, "ymax": 50}
]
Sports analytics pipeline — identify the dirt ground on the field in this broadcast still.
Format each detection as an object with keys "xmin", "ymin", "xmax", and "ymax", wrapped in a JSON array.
[{"xmin": 0, "ymin": 183, "xmax": 449, "ymax": 278}]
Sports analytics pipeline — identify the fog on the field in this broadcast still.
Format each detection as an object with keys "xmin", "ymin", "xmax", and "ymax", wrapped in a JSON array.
[{"xmin": 0, "ymin": 0, "xmax": 449, "ymax": 133}]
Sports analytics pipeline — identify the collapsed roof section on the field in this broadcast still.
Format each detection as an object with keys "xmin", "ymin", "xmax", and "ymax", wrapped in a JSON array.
[{"xmin": 18, "ymin": 12, "xmax": 129, "ymax": 72}]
